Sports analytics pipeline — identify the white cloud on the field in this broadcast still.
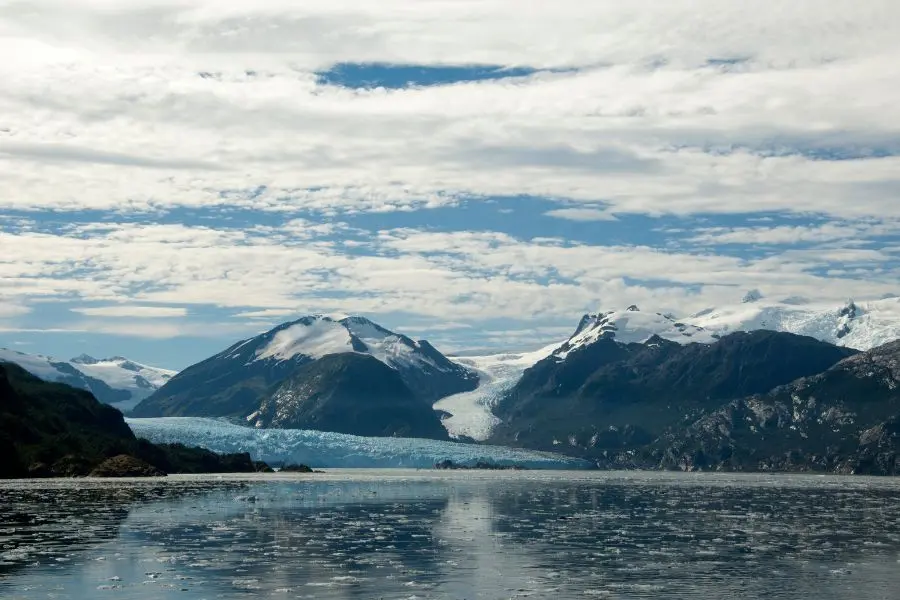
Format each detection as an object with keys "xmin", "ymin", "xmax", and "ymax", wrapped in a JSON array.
[
  {"xmin": 3, "ymin": 222, "xmax": 898, "ymax": 337},
  {"xmin": 2, "ymin": 1, "xmax": 900, "ymax": 350},
  {"xmin": 0, "ymin": 302, "xmax": 31, "ymax": 318},
  {"xmin": 688, "ymin": 221, "xmax": 900, "ymax": 245},
  {"xmin": 545, "ymin": 208, "xmax": 618, "ymax": 222},
  {"xmin": 233, "ymin": 308, "xmax": 300, "ymax": 319},
  {"xmin": 0, "ymin": 1, "xmax": 897, "ymax": 219},
  {"xmin": 71, "ymin": 305, "xmax": 189, "ymax": 318}
]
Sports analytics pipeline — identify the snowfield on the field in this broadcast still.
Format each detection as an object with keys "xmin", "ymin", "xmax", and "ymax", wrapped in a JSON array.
[
  {"xmin": 252, "ymin": 315, "xmax": 441, "ymax": 372},
  {"xmin": 126, "ymin": 417, "xmax": 593, "ymax": 469},
  {"xmin": 553, "ymin": 307, "xmax": 718, "ymax": 359},
  {"xmin": 0, "ymin": 349, "xmax": 175, "ymax": 411},
  {"xmin": 692, "ymin": 296, "xmax": 900, "ymax": 351}
]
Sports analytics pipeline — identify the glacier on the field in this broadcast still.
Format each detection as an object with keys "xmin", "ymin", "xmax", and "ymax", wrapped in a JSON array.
[
  {"xmin": 126, "ymin": 417, "xmax": 593, "ymax": 470},
  {"xmin": 436, "ymin": 342, "xmax": 562, "ymax": 441}
]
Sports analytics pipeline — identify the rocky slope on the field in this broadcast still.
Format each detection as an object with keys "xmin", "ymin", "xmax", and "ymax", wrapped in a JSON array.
[
  {"xmin": 0, "ymin": 362, "xmax": 264, "ymax": 478},
  {"xmin": 133, "ymin": 316, "xmax": 476, "ymax": 438},
  {"xmin": 0, "ymin": 349, "xmax": 174, "ymax": 412},
  {"xmin": 491, "ymin": 330, "xmax": 855, "ymax": 453},
  {"xmin": 249, "ymin": 353, "xmax": 449, "ymax": 439},
  {"xmin": 487, "ymin": 319, "xmax": 900, "ymax": 475},
  {"xmin": 639, "ymin": 341, "xmax": 900, "ymax": 474}
]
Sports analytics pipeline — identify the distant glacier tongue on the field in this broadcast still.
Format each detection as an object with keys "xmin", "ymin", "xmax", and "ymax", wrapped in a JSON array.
[{"xmin": 126, "ymin": 417, "xmax": 592, "ymax": 470}]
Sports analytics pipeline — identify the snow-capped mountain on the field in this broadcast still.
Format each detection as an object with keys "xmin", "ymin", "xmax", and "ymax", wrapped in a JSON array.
[
  {"xmin": 551, "ymin": 305, "xmax": 718, "ymax": 360},
  {"xmin": 434, "ymin": 296, "xmax": 900, "ymax": 442},
  {"xmin": 0, "ymin": 348, "xmax": 175, "ymax": 412},
  {"xmin": 132, "ymin": 315, "xmax": 478, "ymax": 423},
  {"xmin": 690, "ymin": 296, "xmax": 900, "ymax": 351}
]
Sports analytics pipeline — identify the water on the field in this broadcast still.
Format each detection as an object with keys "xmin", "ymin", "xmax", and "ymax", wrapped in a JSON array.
[{"xmin": 2, "ymin": 470, "xmax": 900, "ymax": 599}]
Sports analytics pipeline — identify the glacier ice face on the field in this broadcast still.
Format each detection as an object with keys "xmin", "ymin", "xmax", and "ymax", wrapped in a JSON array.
[{"xmin": 126, "ymin": 417, "xmax": 592, "ymax": 469}]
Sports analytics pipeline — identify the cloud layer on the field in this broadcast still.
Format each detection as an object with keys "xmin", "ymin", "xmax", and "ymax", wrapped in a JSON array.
[{"xmin": 2, "ymin": 0, "xmax": 899, "ymax": 364}]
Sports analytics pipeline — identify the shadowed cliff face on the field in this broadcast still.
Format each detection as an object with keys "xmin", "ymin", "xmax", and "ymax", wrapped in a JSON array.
[
  {"xmin": 251, "ymin": 353, "xmax": 450, "ymax": 439},
  {"xmin": 491, "ymin": 331, "xmax": 856, "ymax": 453},
  {"xmin": 642, "ymin": 341, "xmax": 900, "ymax": 474},
  {"xmin": 0, "ymin": 362, "xmax": 265, "ymax": 478},
  {"xmin": 490, "ymin": 335, "xmax": 900, "ymax": 475}
]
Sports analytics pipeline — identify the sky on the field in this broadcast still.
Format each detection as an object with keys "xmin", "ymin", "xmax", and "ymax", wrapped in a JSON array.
[{"xmin": 1, "ymin": 0, "xmax": 900, "ymax": 370}]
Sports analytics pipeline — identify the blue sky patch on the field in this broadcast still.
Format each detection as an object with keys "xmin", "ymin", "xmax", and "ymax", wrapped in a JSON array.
[{"xmin": 316, "ymin": 62, "xmax": 571, "ymax": 89}]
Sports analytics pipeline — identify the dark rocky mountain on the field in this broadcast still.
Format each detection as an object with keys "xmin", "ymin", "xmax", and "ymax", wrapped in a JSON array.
[
  {"xmin": 0, "ymin": 362, "xmax": 265, "ymax": 478},
  {"xmin": 490, "ymin": 330, "xmax": 856, "ymax": 454},
  {"xmin": 132, "ymin": 316, "xmax": 476, "ymax": 433},
  {"xmin": 489, "ymin": 323, "xmax": 900, "ymax": 475},
  {"xmin": 639, "ymin": 340, "xmax": 900, "ymax": 474},
  {"xmin": 249, "ymin": 353, "xmax": 449, "ymax": 439}
]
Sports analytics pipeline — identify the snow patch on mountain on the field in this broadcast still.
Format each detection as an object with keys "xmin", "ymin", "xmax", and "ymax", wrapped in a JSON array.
[
  {"xmin": 553, "ymin": 306, "xmax": 718, "ymax": 359},
  {"xmin": 71, "ymin": 355, "xmax": 174, "ymax": 390},
  {"xmin": 126, "ymin": 417, "xmax": 592, "ymax": 469},
  {"xmin": 256, "ymin": 318, "xmax": 355, "ymax": 361},
  {"xmin": 691, "ymin": 297, "xmax": 900, "ymax": 351},
  {"xmin": 0, "ymin": 348, "xmax": 175, "ymax": 411},
  {"xmin": 434, "ymin": 343, "xmax": 562, "ymax": 441},
  {"xmin": 253, "ymin": 315, "xmax": 440, "ymax": 372}
]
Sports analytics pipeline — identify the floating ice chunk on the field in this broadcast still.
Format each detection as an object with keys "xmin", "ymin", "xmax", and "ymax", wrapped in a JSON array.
[{"xmin": 126, "ymin": 417, "xmax": 592, "ymax": 470}]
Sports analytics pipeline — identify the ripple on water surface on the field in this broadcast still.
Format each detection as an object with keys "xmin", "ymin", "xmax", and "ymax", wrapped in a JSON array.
[{"xmin": 1, "ymin": 471, "xmax": 900, "ymax": 599}]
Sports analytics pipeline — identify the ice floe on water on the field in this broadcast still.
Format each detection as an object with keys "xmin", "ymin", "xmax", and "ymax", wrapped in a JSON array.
[
  {"xmin": 126, "ymin": 417, "xmax": 592, "ymax": 469},
  {"xmin": 4, "ymin": 473, "xmax": 900, "ymax": 599}
]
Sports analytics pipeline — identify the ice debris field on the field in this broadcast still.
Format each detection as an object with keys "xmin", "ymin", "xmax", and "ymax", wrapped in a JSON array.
[{"xmin": 126, "ymin": 417, "xmax": 592, "ymax": 469}]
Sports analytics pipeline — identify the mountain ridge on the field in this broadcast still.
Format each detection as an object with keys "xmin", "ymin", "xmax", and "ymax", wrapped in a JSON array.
[{"xmin": 0, "ymin": 348, "xmax": 175, "ymax": 412}]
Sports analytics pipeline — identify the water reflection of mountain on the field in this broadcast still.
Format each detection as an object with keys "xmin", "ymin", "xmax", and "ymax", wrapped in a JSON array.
[
  {"xmin": 485, "ymin": 479, "xmax": 900, "ymax": 598},
  {"xmin": 4, "ymin": 475, "xmax": 900, "ymax": 599},
  {"xmin": 0, "ymin": 480, "xmax": 249, "ymax": 579},
  {"xmin": 115, "ymin": 480, "xmax": 453, "ymax": 596}
]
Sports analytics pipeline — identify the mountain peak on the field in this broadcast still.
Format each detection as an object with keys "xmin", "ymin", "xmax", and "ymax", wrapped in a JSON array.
[
  {"xmin": 553, "ymin": 308, "xmax": 717, "ymax": 359},
  {"xmin": 742, "ymin": 289, "xmax": 764, "ymax": 304},
  {"xmin": 133, "ymin": 314, "xmax": 478, "ymax": 422},
  {"xmin": 70, "ymin": 354, "xmax": 99, "ymax": 364}
]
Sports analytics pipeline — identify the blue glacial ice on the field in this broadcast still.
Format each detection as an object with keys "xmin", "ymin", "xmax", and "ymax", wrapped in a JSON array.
[{"xmin": 126, "ymin": 417, "xmax": 593, "ymax": 470}]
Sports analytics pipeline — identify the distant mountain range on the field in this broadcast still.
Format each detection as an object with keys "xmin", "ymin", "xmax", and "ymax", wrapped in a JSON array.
[
  {"xmin": 5, "ymin": 297, "xmax": 900, "ymax": 473},
  {"xmin": 131, "ymin": 315, "xmax": 477, "ymax": 439},
  {"xmin": 691, "ymin": 294, "xmax": 900, "ymax": 350},
  {"xmin": 544, "ymin": 295, "xmax": 900, "ymax": 354},
  {"xmin": 0, "ymin": 349, "xmax": 174, "ymax": 412}
]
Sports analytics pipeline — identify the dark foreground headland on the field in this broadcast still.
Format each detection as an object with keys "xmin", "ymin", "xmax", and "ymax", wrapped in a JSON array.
[{"xmin": 0, "ymin": 362, "xmax": 280, "ymax": 478}]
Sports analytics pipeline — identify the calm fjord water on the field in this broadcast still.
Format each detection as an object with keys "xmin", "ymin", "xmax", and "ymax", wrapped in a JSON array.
[{"xmin": 1, "ymin": 470, "xmax": 899, "ymax": 599}]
